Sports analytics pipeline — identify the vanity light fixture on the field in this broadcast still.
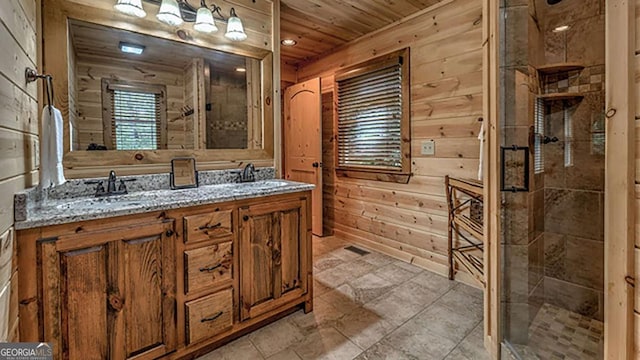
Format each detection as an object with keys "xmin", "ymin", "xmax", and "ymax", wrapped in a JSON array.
[
  {"xmin": 281, "ymin": 39, "xmax": 297, "ymax": 46},
  {"xmin": 119, "ymin": 42, "xmax": 146, "ymax": 54},
  {"xmin": 114, "ymin": 0, "xmax": 147, "ymax": 18},
  {"xmin": 194, "ymin": 3, "xmax": 219, "ymax": 33},
  {"xmin": 224, "ymin": 8, "xmax": 247, "ymax": 41},
  {"xmin": 235, "ymin": 67, "xmax": 246, "ymax": 72},
  {"xmin": 114, "ymin": 0, "xmax": 248, "ymax": 41},
  {"xmin": 157, "ymin": 0, "xmax": 183, "ymax": 26}
]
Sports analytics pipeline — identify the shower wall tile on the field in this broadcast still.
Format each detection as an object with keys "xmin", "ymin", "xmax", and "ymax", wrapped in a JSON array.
[
  {"xmin": 543, "ymin": 141, "xmax": 565, "ymax": 189},
  {"xmin": 503, "ymin": 6, "xmax": 530, "ymax": 67},
  {"xmin": 504, "ymin": 193, "xmax": 530, "ymax": 245},
  {"xmin": 544, "ymin": 233, "xmax": 603, "ymax": 291},
  {"xmin": 570, "ymin": 92, "xmax": 605, "ymax": 142},
  {"xmin": 532, "ymin": 190, "xmax": 545, "ymax": 238},
  {"xmin": 565, "ymin": 141, "xmax": 604, "ymax": 191},
  {"xmin": 564, "ymin": 16, "xmax": 605, "ymax": 66},
  {"xmin": 539, "ymin": 0, "xmax": 602, "ymax": 32},
  {"xmin": 528, "ymin": 234, "xmax": 544, "ymax": 292},
  {"xmin": 544, "ymin": 277, "xmax": 602, "ymax": 321},
  {"xmin": 503, "ymin": 244, "xmax": 530, "ymax": 303},
  {"xmin": 544, "ymin": 189, "xmax": 603, "ymax": 241},
  {"xmin": 543, "ymin": 232, "xmax": 566, "ymax": 279},
  {"xmin": 528, "ymin": 280, "xmax": 545, "ymax": 323},
  {"xmin": 565, "ymin": 236, "xmax": 604, "ymax": 290},
  {"xmin": 504, "ymin": 302, "xmax": 531, "ymax": 344}
]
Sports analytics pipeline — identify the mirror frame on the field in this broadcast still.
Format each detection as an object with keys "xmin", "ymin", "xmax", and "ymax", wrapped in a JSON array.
[{"xmin": 43, "ymin": 0, "xmax": 277, "ymax": 178}]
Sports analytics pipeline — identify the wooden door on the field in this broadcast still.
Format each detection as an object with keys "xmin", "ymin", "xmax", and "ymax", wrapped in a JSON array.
[
  {"xmin": 39, "ymin": 220, "xmax": 176, "ymax": 360},
  {"xmin": 284, "ymin": 78, "xmax": 323, "ymax": 236},
  {"xmin": 239, "ymin": 199, "xmax": 308, "ymax": 321}
]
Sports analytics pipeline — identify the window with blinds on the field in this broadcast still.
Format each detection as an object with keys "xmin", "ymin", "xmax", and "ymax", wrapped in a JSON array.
[
  {"xmin": 334, "ymin": 48, "xmax": 411, "ymax": 183},
  {"xmin": 101, "ymin": 79, "xmax": 167, "ymax": 150}
]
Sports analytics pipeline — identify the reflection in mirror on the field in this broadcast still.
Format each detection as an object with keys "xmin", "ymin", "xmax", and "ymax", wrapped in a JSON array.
[
  {"xmin": 170, "ymin": 157, "xmax": 198, "ymax": 189},
  {"xmin": 68, "ymin": 19, "xmax": 262, "ymax": 152}
]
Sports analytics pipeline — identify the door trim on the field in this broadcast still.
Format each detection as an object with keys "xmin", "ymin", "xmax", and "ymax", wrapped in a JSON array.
[
  {"xmin": 603, "ymin": 0, "xmax": 635, "ymax": 358},
  {"xmin": 482, "ymin": 0, "xmax": 500, "ymax": 357}
]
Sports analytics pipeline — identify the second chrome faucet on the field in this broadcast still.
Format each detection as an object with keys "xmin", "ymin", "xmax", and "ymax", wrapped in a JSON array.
[{"xmin": 86, "ymin": 170, "xmax": 135, "ymax": 197}]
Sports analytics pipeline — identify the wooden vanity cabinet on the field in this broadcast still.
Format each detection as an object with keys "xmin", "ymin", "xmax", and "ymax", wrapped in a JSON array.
[
  {"xmin": 18, "ymin": 191, "xmax": 312, "ymax": 359},
  {"xmin": 37, "ymin": 219, "xmax": 177, "ymax": 360},
  {"xmin": 239, "ymin": 198, "xmax": 310, "ymax": 321}
]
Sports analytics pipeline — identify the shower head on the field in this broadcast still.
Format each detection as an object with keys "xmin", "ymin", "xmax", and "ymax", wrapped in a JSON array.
[{"xmin": 547, "ymin": 0, "xmax": 563, "ymax": 4}]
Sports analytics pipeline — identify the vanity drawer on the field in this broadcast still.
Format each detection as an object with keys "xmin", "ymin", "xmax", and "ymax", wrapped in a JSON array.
[
  {"xmin": 185, "ymin": 288, "xmax": 233, "ymax": 344},
  {"xmin": 184, "ymin": 241, "xmax": 233, "ymax": 294},
  {"xmin": 184, "ymin": 210, "xmax": 233, "ymax": 243}
]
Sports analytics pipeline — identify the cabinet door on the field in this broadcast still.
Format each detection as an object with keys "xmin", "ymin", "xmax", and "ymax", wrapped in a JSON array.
[
  {"xmin": 239, "ymin": 198, "xmax": 309, "ymax": 321},
  {"xmin": 39, "ymin": 220, "xmax": 176, "ymax": 360}
]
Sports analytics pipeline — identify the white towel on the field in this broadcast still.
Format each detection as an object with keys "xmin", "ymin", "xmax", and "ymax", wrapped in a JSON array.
[
  {"xmin": 477, "ymin": 122, "xmax": 484, "ymax": 181},
  {"xmin": 40, "ymin": 105, "xmax": 66, "ymax": 188}
]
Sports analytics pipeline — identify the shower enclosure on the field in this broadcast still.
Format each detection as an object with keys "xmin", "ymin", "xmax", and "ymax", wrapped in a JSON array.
[{"xmin": 498, "ymin": 0, "xmax": 607, "ymax": 358}]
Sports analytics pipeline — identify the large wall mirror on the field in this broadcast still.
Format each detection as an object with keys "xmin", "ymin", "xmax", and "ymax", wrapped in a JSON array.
[
  {"xmin": 68, "ymin": 20, "xmax": 263, "ymax": 152},
  {"xmin": 42, "ymin": 0, "xmax": 276, "ymax": 177}
]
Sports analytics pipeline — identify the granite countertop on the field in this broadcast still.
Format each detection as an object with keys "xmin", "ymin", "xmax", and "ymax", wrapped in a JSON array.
[{"xmin": 15, "ymin": 179, "xmax": 314, "ymax": 230}]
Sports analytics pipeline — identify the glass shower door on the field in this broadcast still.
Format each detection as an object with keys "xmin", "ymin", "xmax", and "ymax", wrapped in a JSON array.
[{"xmin": 499, "ymin": 0, "xmax": 605, "ymax": 358}]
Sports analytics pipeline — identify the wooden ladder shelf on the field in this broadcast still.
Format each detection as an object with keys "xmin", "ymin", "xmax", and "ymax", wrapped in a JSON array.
[{"xmin": 445, "ymin": 176, "xmax": 484, "ymax": 286}]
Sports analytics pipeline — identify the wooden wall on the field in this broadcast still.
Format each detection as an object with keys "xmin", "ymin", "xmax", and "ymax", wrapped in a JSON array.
[
  {"xmin": 297, "ymin": 0, "xmax": 483, "ymax": 283},
  {"xmin": 0, "ymin": 0, "xmax": 39, "ymax": 342},
  {"xmin": 74, "ymin": 56, "xmax": 187, "ymax": 150}
]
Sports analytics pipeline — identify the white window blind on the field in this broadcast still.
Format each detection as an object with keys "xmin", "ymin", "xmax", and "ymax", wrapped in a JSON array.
[
  {"xmin": 336, "ymin": 62, "xmax": 403, "ymax": 170},
  {"xmin": 564, "ymin": 106, "xmax": 573, "ymax": 167},
  {"xmin": 102, "ymin": 79, "xmax": 167, "ymax": 151},
  {"xmin": 111, "ymin": 90, "xmax": 161, "ymax": 150},
  {"xmin": 534, "ymin": 98, "xmax": 544, "ymax": 174}
]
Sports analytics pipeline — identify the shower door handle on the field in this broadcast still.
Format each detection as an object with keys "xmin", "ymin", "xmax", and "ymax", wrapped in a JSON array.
[{"xmin": 500, "ymin": 145, "xmax": 530, "ymax": 192}]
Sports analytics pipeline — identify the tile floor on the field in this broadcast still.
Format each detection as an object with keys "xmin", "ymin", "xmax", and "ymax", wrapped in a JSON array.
[
  {"xmin": 510, "ymin": 303, "xmax": 604, "ymax": 360},
  {"xmin": 198, "ymin": 236, "xmax": 489, "ymax": 360}
]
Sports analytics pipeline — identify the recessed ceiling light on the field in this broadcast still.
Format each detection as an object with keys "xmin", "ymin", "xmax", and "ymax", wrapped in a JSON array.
[
  {"xmin": 553, "ymin": 25, "xmax": 570, "ymax": 32},
  {"xmin": 235, "ymin": 67, "xmax": 247, "ymax": 72},
  {"xmin": 119, "ymin": 42, "xmax": 145, "ymax": 55},
  {"xmin": 281, "ymin": 39, "xmax": 297, "ymax": 46}
]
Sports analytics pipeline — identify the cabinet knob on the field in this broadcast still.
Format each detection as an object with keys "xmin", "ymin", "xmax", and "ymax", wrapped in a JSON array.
[
  {"xmin": 165, "ymin": 230, "xmax": 175, "ymax": 237},
  {"xmin": 243, "ymin": 215, "xmax": 249, "ymax": 221}
]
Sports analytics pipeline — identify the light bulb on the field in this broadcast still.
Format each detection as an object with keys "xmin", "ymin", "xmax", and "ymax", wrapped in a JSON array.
[
  {"xmin": 157, "ymin": 0, "xmax": 183, "ymax": 27},
  {"xmin": 224, "ymin": 8, "xmax": 247, "ymax": 42},
  {"xmin": 114, "ymin": 0, "xmax": 146, "ymax": 18},
  {"xmin": 194, "ymin": 7, "xmax": 218, "ymax": 33}
]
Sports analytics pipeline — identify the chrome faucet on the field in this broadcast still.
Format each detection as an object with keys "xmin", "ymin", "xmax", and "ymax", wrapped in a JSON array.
[
  {"xmin": 85, "ymin": 170, "xmax": 135, "ymax": 197},
  {"xmin": 107, "ymin": 170, "xmax": 117, "ymax": 193},
  {"xmin": 239, "ymin": 163, "xmax": 256, "ymax": 183}
]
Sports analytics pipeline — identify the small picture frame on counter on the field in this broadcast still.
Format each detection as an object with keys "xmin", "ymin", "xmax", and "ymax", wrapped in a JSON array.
[{"xmin": 170, "ymin": 157, "xmax": 199, "ymax": 189}]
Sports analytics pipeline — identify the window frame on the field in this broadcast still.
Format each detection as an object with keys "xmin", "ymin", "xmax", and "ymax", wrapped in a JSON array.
[
  {"xmin": 101, "ymin": 79, "xmax": 168, "ymax": 150},
  {"xmin": 333, "ymin": 48, "xmax": 411, "ymax": 183}
]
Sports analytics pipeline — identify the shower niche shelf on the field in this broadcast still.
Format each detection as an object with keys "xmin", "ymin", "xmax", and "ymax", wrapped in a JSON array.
[
  {"xmin": 538, "ymin": 92, "xmax": 584, "ymax": 101},
  {"xmin": 536, "ymin": 62, "xmax": 585, "ymax": 75}
]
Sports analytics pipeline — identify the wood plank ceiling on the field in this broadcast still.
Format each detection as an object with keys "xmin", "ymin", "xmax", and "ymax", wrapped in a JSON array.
[{"xmin": 280, "ymin": 0, "xmax": 443, "ymax": 67}]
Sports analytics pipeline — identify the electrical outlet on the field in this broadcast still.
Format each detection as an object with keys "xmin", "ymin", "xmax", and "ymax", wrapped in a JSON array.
[{"xmin": 421, "ymin": 140, "xmax": 435, "ymax": 156}]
